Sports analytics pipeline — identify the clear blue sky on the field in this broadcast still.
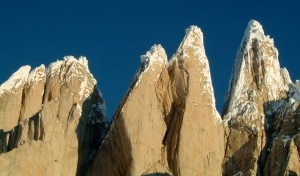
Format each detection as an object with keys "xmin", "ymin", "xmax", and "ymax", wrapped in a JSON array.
[{"xmin": 0, "ymin": 0, "xmax": 299, "ymax": 118}]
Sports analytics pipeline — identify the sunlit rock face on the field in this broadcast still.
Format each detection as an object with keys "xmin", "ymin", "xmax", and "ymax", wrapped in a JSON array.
[{"xmin": 0, "ymin": 57, "xmax": 107, "ymax": 176}]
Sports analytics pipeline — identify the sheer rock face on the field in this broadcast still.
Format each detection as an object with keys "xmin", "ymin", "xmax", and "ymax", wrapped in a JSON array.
[
  {"xmin": 0, "ymin": 57, "xmax": 107, "ymax": 176},
  {"xmin": 88, "ymin": 26, "xmax": 224, "ymax": 176}
]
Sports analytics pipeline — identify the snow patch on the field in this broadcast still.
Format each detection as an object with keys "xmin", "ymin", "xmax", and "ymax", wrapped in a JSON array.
[
  {"xmin": 48, "ymin": 60, "xmax": 63, "ymax": 76},
  {"xmin": 140, "ymin": 44, "xmax": 167, "ymax": 70},
  {"xmin": 174, "ymin": 25, "xmax": 206, "ymax": 62},
  {"xmin": 0, "ymin": 65, "xmax": 31, "ymax": 95},
  {"xmin": 134, "ymin": 44, "xmax": 167, "ymax": 88},
  {"xmin": 46, "ymin": 56, "xmax": 98, "ymax": 101},
  {"xmin": 185, "ymin": 25, "xmax": 202, "ymax": 37},
  {"xmin": 243, "ymin": 20, "xmax": 265, "ymax": 41},
  {"xmin": 28, "ymin": 65, "xmax": 46, "ymax": 84},
  {"xmin": 75, "ymin": 103, "xmax": 82, "ymax": 116},
  {"xmin": 295, "ymin": 80, "xmax": 300, "ymax": 89},
  {"xmin": 289, "ymin": 81, "xmax": 300, "ymax": 105},
  {"xmin": 224, "ymin": 20, "xmax": 291, "ymax": 128}
]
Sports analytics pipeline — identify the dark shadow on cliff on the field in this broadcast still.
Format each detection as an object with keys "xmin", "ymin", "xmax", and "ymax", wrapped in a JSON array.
[
  {"xmin": 256, "ymin": 99, "xmax": 286, "ymax": 175},
  {"xmin": 0, "ymin": 113, "xmax": 41, "ymax": 155},
  {"xmin": 76, "ymin": 86, "xmax": 107, "ymax": 176}
]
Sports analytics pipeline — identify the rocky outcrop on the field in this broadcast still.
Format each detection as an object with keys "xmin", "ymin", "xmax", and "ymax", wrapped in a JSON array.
[
  {"xmin": 88, "ymin": 26, "xmax": 224, "ymax": 176},
  {"xmin": 0, "ymin": 57, "xmax": 107, "ymax": 176}
]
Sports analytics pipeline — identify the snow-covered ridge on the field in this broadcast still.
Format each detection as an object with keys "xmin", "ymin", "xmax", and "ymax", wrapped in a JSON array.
[
  {"xmin": 0, "ymin": 56, "xmax": 100, "ymax": 101},
  {"xmin": 242, "ymin": 20, "xmax": 274, "ymax": 51},
  {"xmin": 171, "ymin": 25, "xmax": 221, "ymax": 122},
  {"xmin": 48, "ymin": 56, "xmax": 92, "ymax": 77},
  {"xmin": 46, "ymin": 56, "xmax": 99, "ymax": 100},
  {"xmin": 181, "ymin": 25, "xmax": 204, "ymax": 49},
  {"xmin": 28, "ymin": 65, "xmax": 46, "ymax": 84},
  {"xmin": 132, "ymin": 44, "xmax": 167, "ymax": 88},
  {"xmin": 172, "ymin": 25, "xmax": 206, "ymax": 63},
  {"xmin": 0, "ymin": 66, "xmax": 31, "ymax": 95},
  {"xmin": 290, "ymin": 80, "xmax": 300, "ymax": 104},
  {"xmin": 185, "ymin": 25, "xmax": 203, "ymax": 37},
  {"xmin": 244, "ymin": 20, "xmax": 265, "ymax": 40},
  {"xmin": 140, "ymin": 44, "xmax": 167, "ymax": 70}
]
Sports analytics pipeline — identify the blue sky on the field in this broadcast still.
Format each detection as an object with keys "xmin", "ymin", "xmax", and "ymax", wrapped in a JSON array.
[{"xmin": 0, "ymin": 1, "xmax": 299, "ymax": 118}]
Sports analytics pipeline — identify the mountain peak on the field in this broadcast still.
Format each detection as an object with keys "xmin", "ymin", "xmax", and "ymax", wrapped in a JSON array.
[
  {"xmin": 241, "ymin": 20, "xmax": 274, "ymax": 51},
  {"xmin": 223, "ymin": 19, "xmax": 290, "ymax": 128},
  {"xmin": 180, "ymin": 25, "xmax": 203, "ymax": 49},
  {"xmin": 140, "ymin": 44, "xmax": 167, "ymax": 71},
  {"xmin": 0, "ymin": 65, "xmax": 31, "ymax": 95},
  {"xmin": 245, "ymin": 20, "xmax": 264, "ymax": 38},
  {"xmin": 185, "ymin": 25, "xmax": 203, "ymax": 37}
]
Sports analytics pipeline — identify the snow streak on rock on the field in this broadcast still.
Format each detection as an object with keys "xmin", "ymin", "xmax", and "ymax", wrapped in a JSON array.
[{"xmin": 223, "ymin": 20, "xmax": 291, "ymax": 129}]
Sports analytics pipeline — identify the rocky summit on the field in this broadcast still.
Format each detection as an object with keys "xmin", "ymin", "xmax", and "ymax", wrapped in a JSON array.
[
  {"xmin": 0, "ymin": 57, "xmax": 107, "ymax": 176},
  {"xmin": 0, "ymin": 20, "xmax": 299, "ymax": 176}
]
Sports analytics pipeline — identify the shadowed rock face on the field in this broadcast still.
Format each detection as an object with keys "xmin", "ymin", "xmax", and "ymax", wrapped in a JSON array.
[
  {"xmin": 0, "ymin": 57, "xmax": 107, "ymax": 176},
  {"xmin": 1, "ymin": 20, "xmax": 300, "ymax": 176}
]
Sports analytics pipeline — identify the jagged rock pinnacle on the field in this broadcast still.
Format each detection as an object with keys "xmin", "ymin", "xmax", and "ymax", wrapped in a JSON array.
[
  {"xmin": 222, "ymin": 20, "xmax": 294, "ymax": 175},
  {"xmin": 185, "ymin": 25, "xmax": 203, "ymax": 37},
  {"xmin": 244, "ymin": 20, "xmax": 265, "ymax": 39},
  {"xmin": 0, "ymin": 56, "xmax": 107, "ymax": 176},
  {"xmin": 223, "ymin": 19, "xmax": 289, "ymax": 121},
  {"xmin": 140, "ymin": 44, "xmax": 167, "ymax": 69},
  {"xmin": 175, "ymin": 25, "xmax": 206, "ymax": 60},
  {"xmin": 1, "ymin": 21, "xmax": 300, "ymax": 176}
]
